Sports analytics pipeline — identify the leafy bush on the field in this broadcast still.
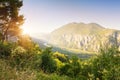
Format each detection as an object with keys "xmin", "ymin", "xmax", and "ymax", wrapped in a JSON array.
[
  {"xmin": 40, "ymin": 47, "xmax": 57, "ymax": 73},
  {"xmin": 0, "ymin": 41, "xmax": 16, "ymax": 58},
  {"xmin": 53, "ymin": 51, "xmax": 69, "ymax": 63},
  {"xmin": 91, "ymin": 46, "xmax": 120, "ymax": 80},
  {"xmin": 59, "ymin": 56, "xmax": 81, "ymax": 78},
  {"xmin": 10, "ymin": 46, "xmax": 27, "ymax": 68}
]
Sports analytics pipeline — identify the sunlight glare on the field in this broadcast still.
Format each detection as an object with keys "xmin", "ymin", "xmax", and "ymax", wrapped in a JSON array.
[
  {"xmin": 22, "ymin": 28, "xmax": 29, "ymax": 35},
  {"xmin": 21, "ymin": 25, "xmax": 32, "ymax": 35}
]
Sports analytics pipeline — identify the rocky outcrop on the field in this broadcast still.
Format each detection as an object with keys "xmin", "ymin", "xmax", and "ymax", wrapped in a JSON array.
[{"xmin": 45, "ymin": 23, "xmax": 120, "ymax": 53}]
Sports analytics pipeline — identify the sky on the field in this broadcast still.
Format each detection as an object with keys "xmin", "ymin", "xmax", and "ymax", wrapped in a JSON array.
[{"xmin": 20, "ymin": 0, "xmax": 120, "ymax": 34}]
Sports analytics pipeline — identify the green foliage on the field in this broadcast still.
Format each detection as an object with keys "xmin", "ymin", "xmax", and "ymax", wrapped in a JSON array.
[
  {"xmin": 10, "ymin": 46, "xmax": 27, "ymax": 69},
  {"xmin": 91, "ymin": 46, "xmax": 120, "ymax": 80},
  {"xmin": 36, "ymin": 72, "xmax": 72, "ymax": 80},
  {"xmin": 59, "ymin": 63, "xmax": 71, "ymax": 75},
  {"xmin": 69, "ymin": 56, "xmax": 81, "ymax": 77},
  {"xmin": 53, "ymin": 51, "xmax": 69, "ymax": 63},
  {"xmin": 9, "ymin": 41, "xmax": 41, "ymax": 70},
  {"xmin": 59, "ymin": 56, "xmax": 81, "ymax": 78},
  {"xmin": 40, "ymin": 47, "xmax": 57, "ymax": 73},
  {"xmin": 0, "ymin": 36, "xmax": 41, "ymax": 70},
  {"xmin": 0, "ymin": 41, "xmax": 16, "ymax": 58},
  {"xmin": 0, "ymin": 40, "xmax": 120, "ymax": 80}
]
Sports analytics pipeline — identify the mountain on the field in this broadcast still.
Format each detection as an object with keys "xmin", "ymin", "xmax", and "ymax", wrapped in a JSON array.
[
  {"xmin": 42, "ymin": 22, "xmax": 120, "ymax": 54},
  {"xmin": 33, "ymin": 22, "xmax": 120, "ymax": 54}
]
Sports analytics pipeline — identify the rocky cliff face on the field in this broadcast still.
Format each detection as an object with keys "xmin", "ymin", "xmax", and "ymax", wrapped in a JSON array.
[{"xmin": 46, "ymin": 23, "xmax": 120, "ymax": 53}]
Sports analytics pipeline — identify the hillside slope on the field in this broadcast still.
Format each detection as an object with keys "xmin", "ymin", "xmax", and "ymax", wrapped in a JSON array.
[{"xmin": 47, "ymin": 22, "xmax": 120, "ymax": 53}]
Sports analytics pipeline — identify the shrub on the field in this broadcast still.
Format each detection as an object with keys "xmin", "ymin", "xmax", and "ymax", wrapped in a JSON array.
[
  {"xmin": 59, "ymin": 56, "xmax": 81, "ymax": 78},
  {"xmin": 91, "ymin": 46, "xmax": 120, "ymax": 80},
  {"xmin": 53, "ymin": 51, "xmax": 69, "ymax": 63},
  {"xmin": 40, "ymin": 47, "xmax": 57, "ymax": 73},
  {"xmin": 0, "ymin": 41, "xmax": 16, "ymax": 58},
  {"xmin": 10, "ymin": 46, "xmax": 37, "ymax": 69}
]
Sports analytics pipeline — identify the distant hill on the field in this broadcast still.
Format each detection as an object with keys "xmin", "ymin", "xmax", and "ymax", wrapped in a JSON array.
[
  {"xmin": 44, "ymin": 22, "xmax": 120, "ymax": 53},
  {"xmin": 51, "ymin": 23, "xmax": 105, "ymax": 35}
]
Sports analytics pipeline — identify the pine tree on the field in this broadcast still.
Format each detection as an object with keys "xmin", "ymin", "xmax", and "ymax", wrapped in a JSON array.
[{"xmin": 0, "ymin": 0, "xmax": 24, "ymax": 42}]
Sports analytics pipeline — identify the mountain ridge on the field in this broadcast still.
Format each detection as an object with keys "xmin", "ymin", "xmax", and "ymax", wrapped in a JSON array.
[
  {"xmin": 52, "ymin": 22, "xmax": 120, "ymax": 35},
  {"xmin": 39, "ymin": 22, "xmax": 120, "ymax": 53}
]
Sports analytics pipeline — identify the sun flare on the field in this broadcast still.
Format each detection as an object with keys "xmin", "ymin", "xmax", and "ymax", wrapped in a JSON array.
[
  {"xmin": 21, "ymin": 25, "xmax": 31, "ymax": 35},
  {"xmin": 21, "ymin": 27, "xmax": 28, "ymax": 35}
]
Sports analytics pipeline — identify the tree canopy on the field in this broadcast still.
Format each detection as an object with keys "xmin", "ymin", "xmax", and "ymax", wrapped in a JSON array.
[{"xmin": 0, "ymin": 0, "xmax": 24, "ymax": 42}]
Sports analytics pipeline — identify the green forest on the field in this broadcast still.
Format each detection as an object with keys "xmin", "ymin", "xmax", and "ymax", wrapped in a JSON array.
[{"xmin": 0, "ymin": 0, "xmax": 120, "ymax": 80}]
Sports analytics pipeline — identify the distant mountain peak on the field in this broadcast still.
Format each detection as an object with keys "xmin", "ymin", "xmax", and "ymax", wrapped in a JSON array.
[
  {"xmin": 87, "ymin": 23, "xmax": 105, "ymax": 29},
  {"xmin": 51, "ymin": 22, "xmax": 105, "ymax": 35}
]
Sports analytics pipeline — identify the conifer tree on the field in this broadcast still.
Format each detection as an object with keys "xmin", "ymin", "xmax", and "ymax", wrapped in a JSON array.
[{"xmin": 0, "ymin": 0, "xmax": 24, "ymax": 41}]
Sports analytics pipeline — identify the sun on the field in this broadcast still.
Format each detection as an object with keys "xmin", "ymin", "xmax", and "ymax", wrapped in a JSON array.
[
  {"xmin": 22, "ymin": 28, "xmax": 29, "ymax": 35},
  {"xmin": 21, "ymin": 25, "xmax": 31, "ymax": 35}
]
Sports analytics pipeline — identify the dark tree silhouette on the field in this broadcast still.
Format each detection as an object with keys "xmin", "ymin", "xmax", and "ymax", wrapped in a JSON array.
[{"xmin": 0, "ymin": 0, "xmax": 24, "ymax": 42}]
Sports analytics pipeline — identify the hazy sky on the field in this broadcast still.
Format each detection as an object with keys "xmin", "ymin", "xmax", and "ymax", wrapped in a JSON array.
[{"xmin": 21, "ymin": 0, "xmax": 120, "ymax": 34}]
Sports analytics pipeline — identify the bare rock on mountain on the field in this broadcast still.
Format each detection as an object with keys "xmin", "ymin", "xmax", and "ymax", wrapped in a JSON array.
[{"xmin": 45, "ymin": 22, "xmax": 120, "ymax": 53}]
